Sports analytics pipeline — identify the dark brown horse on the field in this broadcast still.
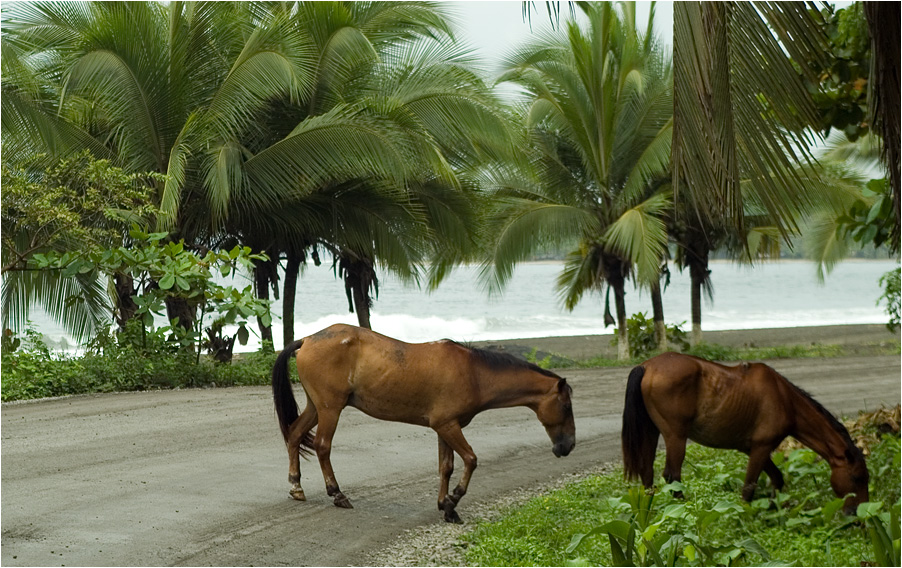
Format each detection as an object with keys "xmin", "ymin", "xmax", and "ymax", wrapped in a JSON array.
[
  {"xmin": 272, "ymin": 324, "xmax": 575, "ymax": 523},
  {"xmin": 622, "ymin": 352, "xmax": 868, "ymax": 513}
]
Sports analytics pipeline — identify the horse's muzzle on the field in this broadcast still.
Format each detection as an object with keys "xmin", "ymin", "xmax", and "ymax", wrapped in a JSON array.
[{"xmin": 553, "ymin": 436, "xmax": 575, "ymax": 457}]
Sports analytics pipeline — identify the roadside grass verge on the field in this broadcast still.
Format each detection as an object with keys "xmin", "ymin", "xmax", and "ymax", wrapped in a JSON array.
[
  {"xmin": 1, "ymin": 343, "xmax": 277, "ymax": 402},
  {"xmin": 461, "ymin": 414, "xmax": 900, "ymax": 567},
  {"xmin": 525, "ymin": 340, "xmax": 901, "ymax": 370}
]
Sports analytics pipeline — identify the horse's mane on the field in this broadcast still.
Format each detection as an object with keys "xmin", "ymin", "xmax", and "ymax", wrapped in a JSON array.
[
  {"xmin": 781, "ymin": 373, "xmax": 864, "ymax": 461},
  {"xmin": 455, "ymin": 342, "xmax": 562, "ymax": 379}
]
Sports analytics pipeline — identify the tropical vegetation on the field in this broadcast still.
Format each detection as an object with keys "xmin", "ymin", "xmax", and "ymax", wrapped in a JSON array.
[
  {"xmin": 460, "ymin": 416, "xmax": 900, "ymax": 567},
  {"xmin": 1, "ymin": 0, "xmax": 897, "ymax": 364}
]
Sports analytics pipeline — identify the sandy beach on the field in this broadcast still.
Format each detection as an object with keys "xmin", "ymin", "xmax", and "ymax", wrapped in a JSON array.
[{"xmin": 474, "ymin": 323, "xmax": 900, "ymax": 362}]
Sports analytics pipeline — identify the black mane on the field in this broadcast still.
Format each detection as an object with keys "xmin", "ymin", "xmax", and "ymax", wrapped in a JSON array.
[
  {"xmin": 456, "ymin": 342, "xmax": 562, "ymax": 379},
  {"xmin": 785, "ymin": 376, "xmax": 863, "ymax": 461}
]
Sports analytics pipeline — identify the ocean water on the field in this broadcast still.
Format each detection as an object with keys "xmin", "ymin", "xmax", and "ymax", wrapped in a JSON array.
[{"xmin": 24, "ymin": 259, "xmax": 897, "ymax": 351}]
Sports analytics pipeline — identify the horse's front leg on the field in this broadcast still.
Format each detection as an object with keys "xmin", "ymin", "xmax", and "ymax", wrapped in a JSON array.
[
  {"xmin": 437, "ymin": 436, "xmax": 454, "ymax": 515},
  {"xmin": 761, "ymin": 456, "xmax": 785, "ymax": 495},
  {"xmin": 433, "ymin": 422, "xmax": 477, "ymax": 524},
  {"xmin": 742, "ymin": 445, "xmax": 776, "ymax": 502},
  {"xmin": 313, "ymin": 408, "xmax": 353, "ymax": 509}
]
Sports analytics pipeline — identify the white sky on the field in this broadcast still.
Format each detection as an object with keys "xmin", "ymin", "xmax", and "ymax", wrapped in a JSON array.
[
  {"xmin": 445, "ymin": 1, "xmax": 671, "ymax": 74},
  {"xmin": 443, "ymin": 0, "xmax": 851, "ymax": 77}
]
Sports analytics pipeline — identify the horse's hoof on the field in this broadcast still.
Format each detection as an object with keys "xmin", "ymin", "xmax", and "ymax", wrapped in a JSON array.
[
  {"xmin": 443, "ymin": 509, "xmax": 463, "ymax": 524},
  {"xmin": 289, "ymin": 487, "xmax": 306, "ymax": 501},
  {"xmin": 333, "ymin": 493, "xmax": 353, "ymax": 509}
]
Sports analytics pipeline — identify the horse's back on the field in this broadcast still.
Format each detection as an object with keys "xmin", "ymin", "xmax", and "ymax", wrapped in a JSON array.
[
  {"xmin": 294, "ymin": 325, "xmax": 474, "ymax": 425},
  {"xmin": 639, "ymin": 353, "xmax": 789, "ymax": 449}
]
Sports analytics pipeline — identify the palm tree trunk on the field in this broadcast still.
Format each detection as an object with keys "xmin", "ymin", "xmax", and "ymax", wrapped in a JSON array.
[
  {"xmin": 351, "ymin": 280, "xmax": 372, "ymax": 329},
  {"xmin": 650, "ymin": 280, "xmax": 666, "ymax": 351},
  {"xmin": 253, "ymin": 255, "xmax": 277, "ymax": 350},
  {"xmin": 282, "ymin": 252, "xmax": 302, "ymax": 347},
  {"xmin": 114, "ymin": 273, "xmax": 138, "ymax": 331},
  {"xmin": 689, "ymin": 264, "xmax": 703, "ymax": 346},
  {"xmin": 340, "ymin": 254, "xmax": 377, "ymax": 330},
  {"xmin": 612, "ymin": 277, "xmax": 629, "ymax": 360}
]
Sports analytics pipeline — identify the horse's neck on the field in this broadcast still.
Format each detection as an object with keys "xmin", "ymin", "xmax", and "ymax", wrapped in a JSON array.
[
  {"xmin": 477, "ymin": 369, "xmax": 550, "ymax": 411},
  {"xmin": 789, "ymin": 390, "xmax": 851, "ymax": 466}
]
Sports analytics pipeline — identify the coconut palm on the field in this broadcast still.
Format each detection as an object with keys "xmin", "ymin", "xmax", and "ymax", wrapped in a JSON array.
[
  {"xmin": 238, "ymin": 2, "xmax": 515, "ymax": 335},
  {"xmin": 484, "ymin": 2, "xmax": 672, "ymax": 360},
  {"xmin": 1, "ymin": 1, "xmax": 321, "ymax": 338}
]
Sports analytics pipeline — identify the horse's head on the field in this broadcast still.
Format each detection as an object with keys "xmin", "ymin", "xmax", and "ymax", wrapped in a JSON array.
[
  {"xmin": 537, "ymin": 378, "xmax": 575, "ymax": 457},
  {"xmin": 831, "ymin": 447, "xmax": 870, "ymax": 514}
]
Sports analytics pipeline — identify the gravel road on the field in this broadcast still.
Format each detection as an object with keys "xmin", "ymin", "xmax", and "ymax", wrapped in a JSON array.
[{"xmin": 2, "ymin": 354, "xmax": 899, "ymax": 567}]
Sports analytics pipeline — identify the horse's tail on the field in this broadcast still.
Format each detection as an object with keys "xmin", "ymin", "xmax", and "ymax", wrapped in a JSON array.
[
  {"xmin": 621, "ymin": 365, "xmax": 659, "ymax": 484},
  {"xmin": 272, "ymin": 339, "xmax": 306, "ymax": 442}
]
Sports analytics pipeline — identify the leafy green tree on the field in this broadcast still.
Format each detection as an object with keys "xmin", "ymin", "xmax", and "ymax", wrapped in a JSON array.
[
  {"xmin": 485, "ymin": 2, "xmax": 672, "ymax": 360},
  {"xmin": 32, "ymin": 228, "xmax": 272, "ymax": 363},
  {"xmin": 1, "ymin": 153, "xmax": 158, "ymax": 341}
]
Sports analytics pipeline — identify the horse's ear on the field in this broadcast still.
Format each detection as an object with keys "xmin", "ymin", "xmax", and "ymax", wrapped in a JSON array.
[{"xmin": 558, "ymin": 378, "xmax": 569, "ymax": 393}]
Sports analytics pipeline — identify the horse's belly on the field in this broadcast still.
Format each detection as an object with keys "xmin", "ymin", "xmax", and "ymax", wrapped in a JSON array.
[
  {"xmin": 348, "ymin": 394, "xmax": 430, "ymax": 427},
  {"xmin": 688, "ymin": 423, "xmax": 752, "ymax": 451}
]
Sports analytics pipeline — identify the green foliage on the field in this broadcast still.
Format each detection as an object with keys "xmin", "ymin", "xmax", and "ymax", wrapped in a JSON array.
[
  {"xmin": 612, "ymin": 313, "xmax": 690, "ymax": 359},
  {"xmin": 804, "ymin": 2, "xmax": 871, "ymax": 141},
  {"xmin": 565, "ymin": 484, "xmax": 769, "ymax": 567},
  {"xmin": 835, "ymin": 178, "xmax": 896, "ymax": 250},
  {"xmin": 1, "ymin": 152, "xmax": 159, "ymax": 273},
  {"xmin": 463, "ymin": 437, "xmax": 901, "ymax": 567},
  {"xmin": 31, "ymin": 227, "xmax": 273, "ymax": 361},
  {"xmin": 0, "ymin": 324, "xmax": 277, "ymax": 402},
  {"xmin": 877, "ymin": 268, "xmax": 901, "ymax": 332}
]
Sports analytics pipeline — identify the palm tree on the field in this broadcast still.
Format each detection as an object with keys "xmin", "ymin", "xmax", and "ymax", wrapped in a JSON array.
[
  {"xmin": 670, "ymin": 2, "xmax": 834, "ymax": 344},
  {"xmin": 484, "ymin": 2, "xmax": 672, "ymax": 360},
  {"xmin": 239, "ymin": 2, "xmax": 515, "ymax": 334},
  {"xmin": 2, "ymin": 1, "xmax": 318, "ymax": 338}
]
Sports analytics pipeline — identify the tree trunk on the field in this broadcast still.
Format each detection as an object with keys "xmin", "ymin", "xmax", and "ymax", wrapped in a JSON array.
[
  {"xmin": 602, "ymin": 254, "xmax": 630, "ymax": 360},
  {"xmin": 114, "ymin": 273, "xmax": 138, "ymax": 331},
  {"xmin": 253, "ymin": 255, "xmax": 277, "ymax": 351},
  {"xmin": 650, "ymin": 281, "xmax": 666, "ymax": 351},
  {"xmin": 282, "ymin": 252, "xmax": 303, "ymax": 347},
  {"xmin": 351, "ymin": 280, "xmax": 372, "ymax": 329},
  {"xmin": 165, "ymin": 296, "xmax": 196, "ymax": 334},
  {"xmin": 340, "ymin": 254, "xmax": 377, "ymax": 330},
  {"xmin": 689, "ymin": 265, "xmax": 703, "ymax": 346}
]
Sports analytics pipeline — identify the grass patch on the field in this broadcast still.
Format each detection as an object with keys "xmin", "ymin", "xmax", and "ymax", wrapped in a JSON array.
[
  {"xmin": 461, "ymin": 422, "xmax": 900, "ymax": 567},
  {"xmin": 528, "ymin": 341, "xmax": 899, "ymax": 370}
]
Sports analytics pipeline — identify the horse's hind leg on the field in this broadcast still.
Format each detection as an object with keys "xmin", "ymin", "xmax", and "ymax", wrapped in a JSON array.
[
  {"xmin": 286, "ymin": 399, "xmax": 317, "ymax": 501},
  {"xmin": 662, "ymin": 434, "xmax": 687, "ymax": 497},
  {"xmin": 313, "ymin": 408, "xmax": 353, "ymax": 509}
]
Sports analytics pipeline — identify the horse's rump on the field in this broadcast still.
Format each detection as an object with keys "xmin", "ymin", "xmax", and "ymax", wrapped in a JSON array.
[{"xmin": 621, "ymin": 365, "xmax": 659, "ymax": 482}]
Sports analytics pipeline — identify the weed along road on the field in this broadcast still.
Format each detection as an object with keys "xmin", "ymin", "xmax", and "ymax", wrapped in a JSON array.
[{"xmin": 2, "ymin": 355, "xmax": 899, "ymax": 567}]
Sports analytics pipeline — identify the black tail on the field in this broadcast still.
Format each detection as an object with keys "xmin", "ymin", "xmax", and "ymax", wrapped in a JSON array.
[
  {"xmin": 272, "ymin": 339, "xmax": 305, "ymax": 442},
  {"xmin": 622, "ymin": 365, "xmax": 659, "ymax": 485}
]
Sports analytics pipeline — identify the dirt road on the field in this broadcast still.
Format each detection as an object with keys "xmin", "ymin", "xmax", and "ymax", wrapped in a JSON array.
[{"xmin": 2, "ymin": 355, "xmax": 899, "ymax": 567}]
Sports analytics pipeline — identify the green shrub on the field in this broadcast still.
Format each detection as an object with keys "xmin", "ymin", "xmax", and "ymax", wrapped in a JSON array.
[
  {"xmin": 0, "ymin": 325, "xmax": 276, "ymax": 402},
  {"xmin": 612, "ymin": 312, "xmax": 690, "ymax": 359}
]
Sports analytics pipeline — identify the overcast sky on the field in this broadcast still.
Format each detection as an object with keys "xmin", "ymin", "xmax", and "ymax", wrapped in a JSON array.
[{"xmin": 443, "ymin": 0, "xmax": 851, "ymax": 77}]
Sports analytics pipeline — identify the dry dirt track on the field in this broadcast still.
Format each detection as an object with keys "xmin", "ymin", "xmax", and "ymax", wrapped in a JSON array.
[{"xmin": 2, "ymin": 355, "xmax": 899, "ymax": 567}]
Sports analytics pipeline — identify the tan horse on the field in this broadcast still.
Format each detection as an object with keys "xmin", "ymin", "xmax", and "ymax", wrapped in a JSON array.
[
  {"xmin": 272, "ymin": 324, "xmax": 575, "ymax": 523},
  {"xmin": 621, "ymin": 352, "xmax": 869, "ymax": 513}
]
